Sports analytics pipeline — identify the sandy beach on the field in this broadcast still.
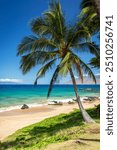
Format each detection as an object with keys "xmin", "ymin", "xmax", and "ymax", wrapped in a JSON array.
[{"xmin": 0, "ymin": 99, "xmax": 99, "ymax": 141}]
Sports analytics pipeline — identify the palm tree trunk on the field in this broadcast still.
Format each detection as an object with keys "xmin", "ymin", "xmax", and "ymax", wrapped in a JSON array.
[{"xmin": 69, "ymin": 68, "xmax": 95, "ymax": 123}]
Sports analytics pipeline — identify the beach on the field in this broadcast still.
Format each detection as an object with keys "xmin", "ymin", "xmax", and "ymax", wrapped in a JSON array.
[{"xmin": 0, "ymin": 99, "xmax": 99, "ymax": 141}]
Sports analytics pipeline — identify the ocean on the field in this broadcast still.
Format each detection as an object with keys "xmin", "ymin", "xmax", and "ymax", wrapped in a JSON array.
[{"xmin": 0, "ymin": 84, "xmax": 100, "ymax": 112}]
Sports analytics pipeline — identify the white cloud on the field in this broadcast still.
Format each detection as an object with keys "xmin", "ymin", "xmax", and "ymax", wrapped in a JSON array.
[
  {"xmin": 84, "ymin": 73, "xmax": 100, "ymax": 77},
  {"xmin": 0, "ymin": 78, "xmax": 23, "ymax": 83},
  {"xmin": 75, "ymin": 73, "xmax": 100, "ymax": 78}
]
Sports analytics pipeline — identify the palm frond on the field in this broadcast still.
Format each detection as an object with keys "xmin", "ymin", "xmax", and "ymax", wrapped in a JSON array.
[
  {"xmin": 47, "ymin": 65, "xmax": 60, "ymax": 98},
  {"xmin": 20, "ymin": 50, "xmax": 59, "ymax": 74},
  {"xmin": 79, "ymin": 6, "xmax": 91, "ymax": 17},
  {"xmin": 73, "ymin": 60, "xmax": 84, "ymax": 83},
  {"xmin": 17, "ymin": 36, "xmax": 57, "ymax": 56},
  {"xmin": 47, "ymin": 0, "xmax": 66, "ymax": 38},
  {"xmin": 80, "ymin": 59, "xmax": 97, "ymax": 83},
  {"xmin": 68, "ymin": 50, "xmax": 96, "ymax": 83},
  {"xmin": 80, "ymin": 0, "xmax": 93, "ymax": 8},
  {"xmin": 89, "ymin": 56, "xmax": 100, "ymax": 68},
  {"xmin": 47, "ymin": 52, "xmax": 74, "ymax": 97},
  {"xmin": 17, "ymin": 36, "xmax": 38, "ymax": 55},
  {"xmin": 79, "ymin": 0, "xmax": 100, "ymax": 35},
  {"xmin": 20, "ymin": 54, "xmax": 36, "ymax": 74},
  {"xmin": 30, "ymin": 1, "xmax": 66, "ymax": 41},
  {"xmin": 66, "ymin": 51, "xmax": 84, "ymax": 83},
  {"xmin": 74, "ymin": 42, "xmax": 100, "ymax": 57},
  {"xmin": 30, "ymin": 17, "xmax": 48, "ymax": 35},
  {"xmin": 30, "ymin": 37, "xmax": 57, "ymax": 51},
  {"xmin": 66, "ymin": 26, "xmax": 91, "ymax": 49},
  {"xmin": 34, "ymin": 58, "xmax": 57, "ymax": 85}
]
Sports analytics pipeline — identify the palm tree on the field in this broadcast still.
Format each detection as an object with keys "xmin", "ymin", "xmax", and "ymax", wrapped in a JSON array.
[{"xmin": 17, "ymin": 0, "xmax": 98, "ymax": 123}]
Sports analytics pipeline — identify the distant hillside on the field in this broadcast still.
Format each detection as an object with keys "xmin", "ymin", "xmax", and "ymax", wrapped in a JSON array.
[{"xmin": 65, "ymin": 75, "xmax": 100, "ymax": 84}]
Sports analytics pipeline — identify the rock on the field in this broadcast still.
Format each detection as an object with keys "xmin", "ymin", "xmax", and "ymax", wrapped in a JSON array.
[
  {"xmin": 84, "ymin": 97, "xmax": 97, "ymax": 101},
  {"xmin": 52, "ymin": 101, "xmax": 58, "ymax": 104},
  {"xmin": 21, "ymin": 104, "xmax": 29, "ymax": 109},
  {"xmin": 68, "ymin": 101, "xmax": 75, "ymax": 104},
  {"xmin": 48, "ymin": 101, "xmax": 63, "ymax": 105}
]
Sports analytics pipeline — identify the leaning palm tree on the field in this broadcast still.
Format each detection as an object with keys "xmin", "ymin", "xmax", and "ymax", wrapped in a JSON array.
[{"xmin": 17, "ymin": 1, "xmax": 98, "ymax": 123}]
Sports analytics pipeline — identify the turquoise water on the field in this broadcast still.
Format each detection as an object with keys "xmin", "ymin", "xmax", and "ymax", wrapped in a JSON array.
[{"xmin": 0, "ymin": 84, "xmax": 100, "ymax": 111}]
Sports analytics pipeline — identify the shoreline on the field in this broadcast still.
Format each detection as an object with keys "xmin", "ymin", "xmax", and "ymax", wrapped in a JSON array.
[
  {"xmin": 0, "ymin": 96, "xmax": 99, "ymax": 113},
  {"xmin": 0, "ymin": 99, "xmax": 99, "ymax": 141}
]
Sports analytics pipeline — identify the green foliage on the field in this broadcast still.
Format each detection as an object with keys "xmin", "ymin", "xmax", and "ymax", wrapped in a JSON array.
[
  {"xmin": 79, "ymin": 0, "xmax": 100, "ymax": 35},
  {"xmin": 79, "ymin": 0, "xmax": 100, "ymax": 69},
  {"xmin": 1, "ymin": 107, "xmax": 100, "ymax": 150},
  {"xmin": 17, "ymin": 0, "xmax": 99, "ymax": 97},
  {"xmin": 34, "ymin": 58, "xmax": 57, "ymax": 85},
  {"xmin": 89, "ymin": 56, "xmax": 100, "ymax": 68}
]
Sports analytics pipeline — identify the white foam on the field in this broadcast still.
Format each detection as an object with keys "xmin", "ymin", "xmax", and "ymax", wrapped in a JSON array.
[
  {"xmin": 80, "ymin": 97, "xmax": 88, "ymax": 101},
  {"xmin": 0, "ymin": 103, "xmax": 48, "ymax": 113},
  {"xmin": 0, "ymin": 96, "xmax": 99, "ymax": 112},
  {"xmin": 48, "ymin": 96, "xmax": 89, "ymax": 103}
]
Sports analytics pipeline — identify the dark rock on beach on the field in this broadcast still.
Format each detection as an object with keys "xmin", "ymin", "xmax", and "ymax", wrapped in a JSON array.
[
  {"xmin": 48, "ymin": 101, "xmax": 63, "ymax": 105},
  {"xmin": 68, "ymin": 101, "xmax": 75, "ymax": 104},
  {"xmin": 21, "ymin": 104, "xmax": 29, "ymax": 109}
]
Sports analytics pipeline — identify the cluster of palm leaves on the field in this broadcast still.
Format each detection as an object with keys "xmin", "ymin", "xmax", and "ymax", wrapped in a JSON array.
[
  {"xmin": 80, "ymin": 0, "xmax": 99, "ymax": 34},
  {"xmin": 80, "ymin": 0, "xmax": 100, "ymax": 68},
  {"xmin": 17, "ymin": 0, "xmax": 100, "ymax": 123}
]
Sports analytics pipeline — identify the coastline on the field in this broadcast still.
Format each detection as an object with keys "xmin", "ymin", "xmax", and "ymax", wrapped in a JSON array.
[
  {"xmin": 0, "ymin": 96, "xmax": 99, "ymax": 113},
  {"xmin": 0, "ymin": 98, "xmax": 99, "ymax": 141},
  {"xmin": 0, "ymin": 84, "xmax": 100, "ymax": 112}
]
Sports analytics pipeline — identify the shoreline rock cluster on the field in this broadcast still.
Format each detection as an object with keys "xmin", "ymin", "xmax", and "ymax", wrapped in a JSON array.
[{"xmin": 20, "ymin": 96, "xmax": 100, "ymax": 108}]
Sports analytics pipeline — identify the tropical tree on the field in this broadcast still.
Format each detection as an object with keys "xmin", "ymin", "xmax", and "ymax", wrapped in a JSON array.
[{"xmin": 17, "ymin": 0, "xmax": 99, "ymax": 123}]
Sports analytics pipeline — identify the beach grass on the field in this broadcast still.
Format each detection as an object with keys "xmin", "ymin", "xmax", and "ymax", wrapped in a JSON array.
[{"xmin": 0, "ymin": 107, "xmax": 100, "ymax": 150}]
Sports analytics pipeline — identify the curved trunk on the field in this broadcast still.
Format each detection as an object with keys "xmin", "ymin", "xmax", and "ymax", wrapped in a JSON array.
[{"xmin": 69, "ymin": 68, "xmax": 95, "ymax": 123}]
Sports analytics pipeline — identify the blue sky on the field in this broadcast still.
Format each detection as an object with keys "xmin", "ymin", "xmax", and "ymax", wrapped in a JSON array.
[{"xmin": 0, "ymin": 0, "xmax": 99, "ymax": 84}]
